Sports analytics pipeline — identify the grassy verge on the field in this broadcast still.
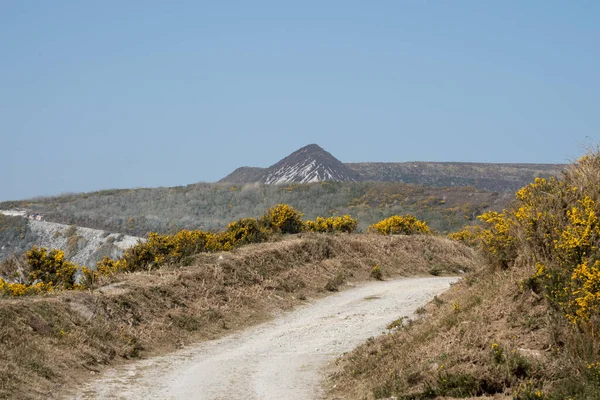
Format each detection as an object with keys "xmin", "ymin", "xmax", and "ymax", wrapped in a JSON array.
[
  {"xmin": 0, "ymin": 233, "xmax": 477, "ymax": 400},
  {"xmin": 327, "ymin": 263, "xmax": 554, "ymax": 399}
]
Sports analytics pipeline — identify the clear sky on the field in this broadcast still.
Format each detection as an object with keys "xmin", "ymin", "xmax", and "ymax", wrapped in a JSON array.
[{"xmin": 1, "ymin": 1, "xmax": 599, "ymax": 201}]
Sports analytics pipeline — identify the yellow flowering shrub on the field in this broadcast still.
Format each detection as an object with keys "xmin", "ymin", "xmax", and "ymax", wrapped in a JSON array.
[
  {"xmin": 119, "ymin": 230, "xmax": 222, "ymax": 272},
  {"xmin": 0, "ymin": 274, "xmax": 55, "ymax": 297},
  {"xmin": 26, "ymin": 247, "xmax": 78, "ymax": 289},
  {"xmin": 368, "ymin": 215, "xmax": 431, "ymax": 235},
  {"xmin": 509, "ymin": 176, "xmax": 600, "ymax": 325},
  {"xmin": 219, "ymin": 218, "xmax": 268, "ymax": 249},
  {"xmin": 568, "ymin": 260, "xmax": 600, "ymax": 323},
  {"xmin": 260, "ymin": 204, "xmax": 305, "ymax": 234},
  {"xmin": 370, "ymin": 264, "xmax": 383, "ymax": 280},
  {"xmin": 0, "ymin": 247, "xmax": 74, "ymax": 296},
  {"xmin": 96, "ymin": 257, "xmax": 122, "ymax": 276},
  {"xmin": 0, "ymin": 279, "xmax": 28, "ymax": 296},
  {"xmin": 555, "ymin": 196, "xmax": 599, "ymax": 264},
  {"xmin": 476, "ymin": 211, "xmax": 517, "ymax": 269},
  {"xmin": 447, "ymin": 225, "xmax": 482, "ymax": 246},
  {"xmin": 305, "ymin": 215, "xmax": 358, "ymax": 233}
]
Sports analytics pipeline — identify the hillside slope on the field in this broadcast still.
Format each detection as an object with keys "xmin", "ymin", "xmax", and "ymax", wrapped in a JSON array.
[
  {"xmin": 0, "ymin": 214, "xmax": 37, "ymax": 261},
  {"xmin": 218, "ymin": 167, "xmax": 266, "ymax": 185},
  {"xmin": 327, "ymin": 265, "xmax": 543, "ymax": 399}
]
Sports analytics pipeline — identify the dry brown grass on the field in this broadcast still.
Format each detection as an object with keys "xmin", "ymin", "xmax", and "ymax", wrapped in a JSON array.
[{"xmin": 0, "ymin": 233, "xmax": 478, "ymax": 400}]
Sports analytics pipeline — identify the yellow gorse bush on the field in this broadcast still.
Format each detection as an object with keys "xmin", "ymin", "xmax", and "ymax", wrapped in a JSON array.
[
  {"xmin": 0, "ymin": 247, "xmax": 76, "ymax": 297},
  {"xmin": 26, "ymin": 246, "xmax": 78, "ymax": 289},
  {"xmin": 447, "ymin": 225, "xmax": 482, "ymax": 246},
  {"xmin": 569, "ymin": 259, "xmax": 600, "ymax": 323},
  {"xmin": 305, "ymin": 215, "xmax": 358, "ymax": 233},
  {"xmin": 260, "ymin": 204, "xmax": 304, "ymax": 234},
  {"xmin": 476, "ymin": 211, "xmax": 517, "ymax": 268},
  {"xmin": 513, "ymin": 178, "xmax": 600, "ymax": 325},
  {"xmin": 368, "ymin": 215, "xmax": 431, "ymax": 235},
  {"xmin": 219, "ymin": 218, "xmax": 268, "ymax": 250},
  {"xmin": 118, "ymin": 230, "xmax": 222, "ymax": 272}
]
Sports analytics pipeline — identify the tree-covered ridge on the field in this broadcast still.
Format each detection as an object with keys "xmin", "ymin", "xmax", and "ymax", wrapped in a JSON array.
[
  {"xmin": 0, "ymin": 181, "xmax": 509, "ymax": 237},
  {"xmin": 346, "ymin": 161, "xmax": 563, "ymax": 192}
]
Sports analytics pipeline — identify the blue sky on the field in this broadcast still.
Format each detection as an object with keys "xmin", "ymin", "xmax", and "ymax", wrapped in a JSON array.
[{"xmin": 1, "ymin": 1, "xmax": 598, "ymax": 201}]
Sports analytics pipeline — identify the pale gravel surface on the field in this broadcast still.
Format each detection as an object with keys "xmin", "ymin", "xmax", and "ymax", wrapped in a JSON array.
[
  {"xmin": 0, "ymin": 210, "xmax": 27, "ymax": 217},
  {"xmin": 77, "ymin": 276, "xmax": 458, "ymax": 400},
  {"xmin": 28, "ymin": 220, "xmax": 141, "ymax": 265}
]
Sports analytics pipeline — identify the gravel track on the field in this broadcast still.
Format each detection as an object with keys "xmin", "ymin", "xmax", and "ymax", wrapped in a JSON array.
[{"xmin": 78, "ymin": 276, "xmax": 458, "ymax": 400}]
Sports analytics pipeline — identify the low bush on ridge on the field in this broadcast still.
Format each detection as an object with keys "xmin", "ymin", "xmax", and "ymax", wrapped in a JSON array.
[
  {"xmin": 0, "ymin": 205, "xmax": 449, "ymax": 298},
  {"xmin": 0, "ymin": 247, "xmax": 79, "ymax": 296},
  {"xmin": 368, "ymin": 214, "xmax": 431, "ymax": 235},
  {"xmin": 260, "ymin": 204, "xmax": 304, "ymax": 234},
  {"xmin": 304, "ymin": 215, "xmax": 358, "ymax": 233}
]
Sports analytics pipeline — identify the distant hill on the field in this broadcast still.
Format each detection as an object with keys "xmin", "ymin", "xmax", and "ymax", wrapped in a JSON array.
[
  {"xmin": 219, "ymin": 167, "xmax": 265, "ymax": 185},
  {"xmin": 259, "ymin": 144, "xmax": 361, "ymax": 184},
  {"xmin": 346, "ymin": 161, "xmax": 562, "ymax": 193},
  {"xmin": 219, "ymin": 144, "xmax": 360, "ymax": 185},
  {"xmin": 219, "ymin": 144, "xmax": 564, "ymax": 193}
]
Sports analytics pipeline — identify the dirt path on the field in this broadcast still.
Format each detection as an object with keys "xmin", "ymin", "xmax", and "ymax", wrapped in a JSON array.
[{"xmin": 78, "ymin": 276, "xmax": 458, "ymax": 400}]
